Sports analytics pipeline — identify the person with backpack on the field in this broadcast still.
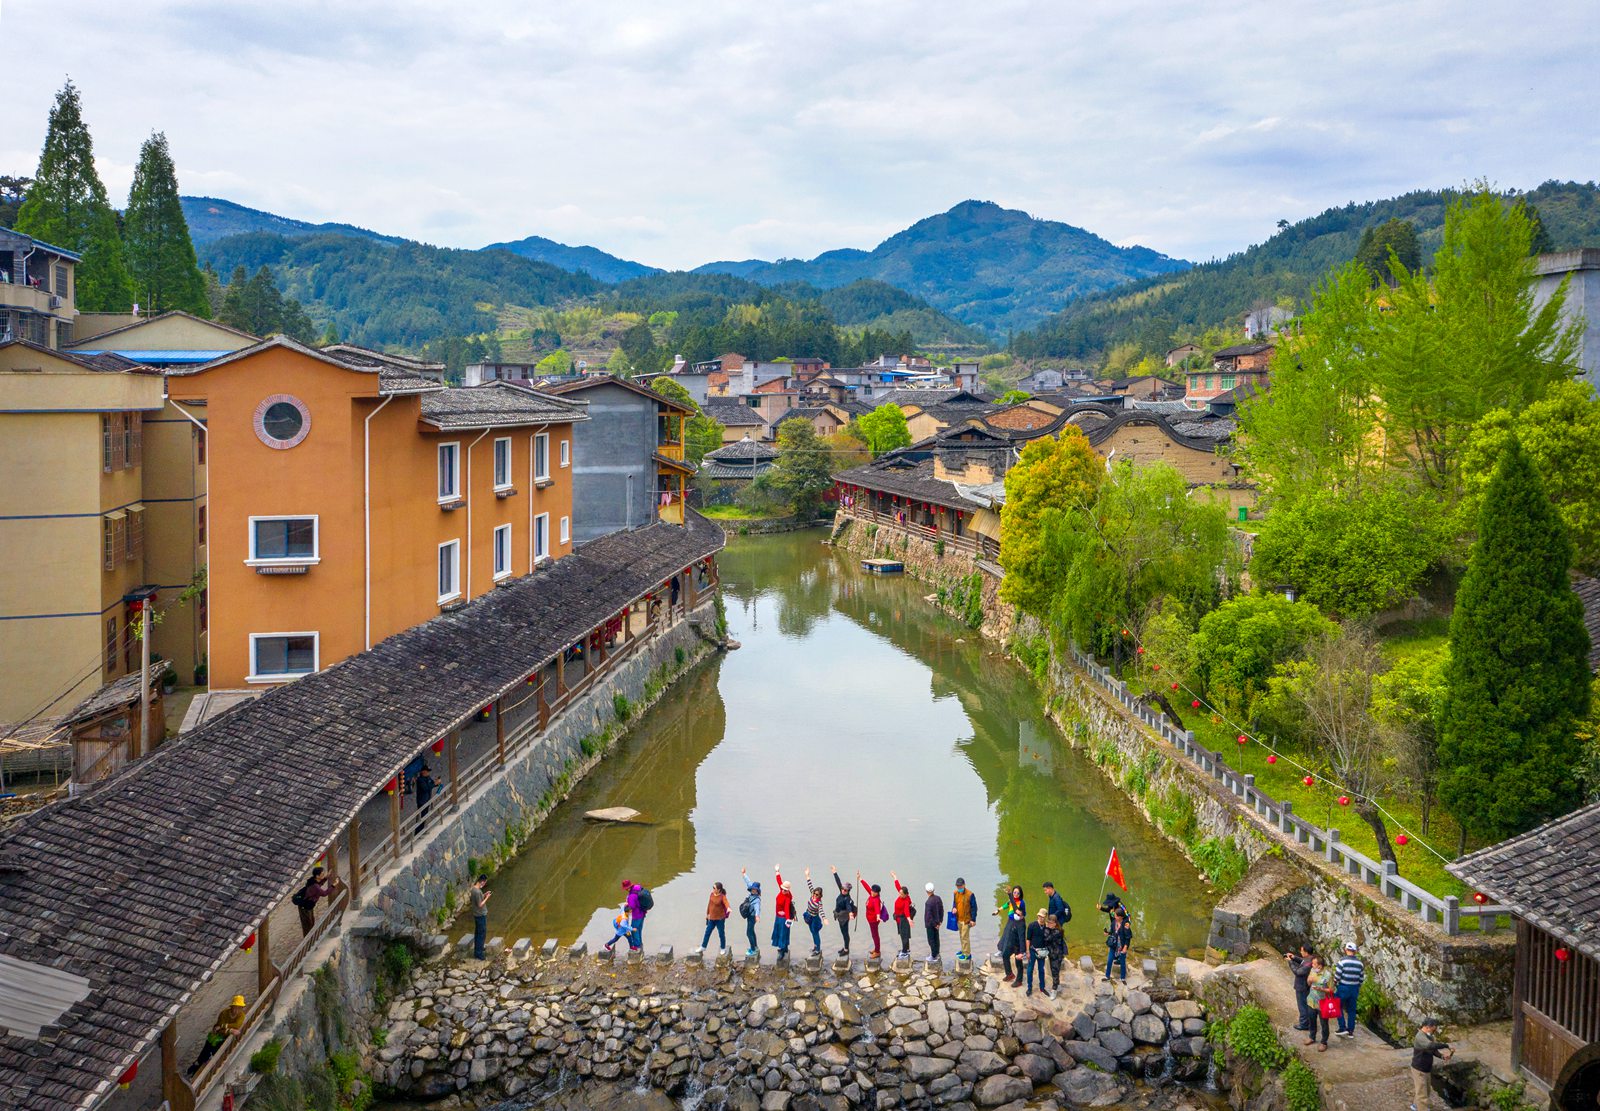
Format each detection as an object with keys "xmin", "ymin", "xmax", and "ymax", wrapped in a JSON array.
[
  {"xmin": 857, "ymin": 872, "xmax": 888, "ymax": 959},
  {"xmin": 1043, "ymin": 881, "xmax": 1071, "ymax": 930},
  {"xmin": 699, "ymin": 881, "xmax": 730, "ymax": 953},
  {"xmin": 890, "ymin": 872, "xmax": 916, "ymax": 960},
  {"xmin": 923, "ymin": 883, "xmax": 944, "ymax": 964},
  {"xmin": 1104, "ymin": 906, "xmax": 1131, "ymax": 982},
  {"xmin": 994, "ymin": 885, "xmax": 1027, "ymax": 985},
  {"xmin": 772, "ymin": 866, "xmax": 795, "ymax": 958},
  {"xmin": 739, "ymin": 868, "xmax": 762, "ymax": 958},
  {"xmin": 1334, "ymin": 941, "xmax": 1365, "ymax": 1040},
  {"xmin": 292, "ymin": 866, "xmax": 342, "ymax": 937},
  {"xmin": 952, "ymin": 878, "xmax": 978, "ymax": 961},
  {"xmin": 414, "ymin": 764, "xmax": 437, "ymax": 833},
  {"xmin": 621, "ymin": 880, "xmax": 649, "ymax": 952},
  {"xmin": 801, "ymin": 868, "xmax": 826, "ymax": 956},
  {"xmin": 1024, "ymin": 908, "xmax": 1053, "ymax": 997},
  {"xmin": 831, "ymin": 867, "xmax": 857, "ymax": 956},
  {"xmin": 1044, "ymin": 913, "xmax": 1066, "ymax": 996}
]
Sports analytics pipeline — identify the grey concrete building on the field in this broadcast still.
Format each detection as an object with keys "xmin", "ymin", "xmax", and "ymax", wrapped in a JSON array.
[
  {"xmin": 1533, "ymin": 249, "xmax": 1600, "ymax": 391},
  {"xmin": 545, "ymin": 375, "xmax": 694, "ymax": 543}
]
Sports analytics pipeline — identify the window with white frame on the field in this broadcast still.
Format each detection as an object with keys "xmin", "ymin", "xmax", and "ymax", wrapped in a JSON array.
[
  {"xmin": 438, "ymin": 539, "xmax": 461, "ymax": 602},
  {"xmin": 438, "ymin": 442, "xmax": 461, "ymax": 501},
  {"xmin": 493, "ymin": 523, "xmax": 512, "ymax": 580},
  {"xmin": 250, "ymin": 633, "xmax": 318, "ymax": 680},
  {"xmin": 559, "ymin": 515, "xmax": 570, "ymax": 544},
  {"xmin": 493, "ymin": 437, "xmax": 512, "ymax": 490},
  {"xmin": 559, "ymin": 438, "xmax": 570, "ymax": 468},
  {"xmin": 249, "ymin": 516, "xmax": 318, "ymax": 562},
  {"xmin": 534, "ymin": 433, "xmax": 550, "ymax": 481},
  {"xmin": 534, "ymin": 513, "xmax": 550, "ymax": 562}
]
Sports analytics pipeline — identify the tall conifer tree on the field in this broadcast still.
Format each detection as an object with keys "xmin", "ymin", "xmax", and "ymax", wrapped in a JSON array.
[
  {"xmin": 1439, "ymin": 437, "xmax": 1591, "ymax": 842},
  {"xmin": 15, "ymin": 81, "xmax": 133, "ymax": 311},
  {"xmin": 124, "ymin": 132, "xmax": 209, "ymax": 316}
]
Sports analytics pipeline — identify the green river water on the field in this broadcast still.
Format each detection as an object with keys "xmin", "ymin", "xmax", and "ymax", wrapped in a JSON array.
[{"xmin": 486, "ymin": 529, "xmax": 1214, "ymax": 963}]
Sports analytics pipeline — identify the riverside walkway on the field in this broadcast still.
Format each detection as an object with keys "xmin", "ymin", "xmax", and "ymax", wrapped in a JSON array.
[{"xmin": 0, "ymin": 515, "xmax": 724, "ymax": 1111}]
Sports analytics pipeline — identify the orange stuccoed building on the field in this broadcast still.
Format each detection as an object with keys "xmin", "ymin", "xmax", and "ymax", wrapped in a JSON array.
[{"xmin": 167, "ymin": 337, "xmax": 588, "ymax": 690}]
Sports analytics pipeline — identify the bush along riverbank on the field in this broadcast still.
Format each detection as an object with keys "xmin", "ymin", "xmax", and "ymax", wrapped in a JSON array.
[{"xmin": 372, "ymin": 943, "xmax": 1231, "ymax": 1110}]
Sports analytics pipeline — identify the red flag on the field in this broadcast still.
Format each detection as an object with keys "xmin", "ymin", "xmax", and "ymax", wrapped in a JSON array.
[{"xmin": 1106, "ymin": 848, "xmax": 1128, "ymax": 892}]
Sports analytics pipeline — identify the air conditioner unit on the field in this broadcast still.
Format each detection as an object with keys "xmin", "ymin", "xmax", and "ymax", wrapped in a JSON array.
[{"xmin": 49, "ymin": 295, "xmax": 62, "ymax": 309}]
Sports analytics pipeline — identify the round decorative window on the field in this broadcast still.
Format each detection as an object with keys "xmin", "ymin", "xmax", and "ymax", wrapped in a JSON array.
[{"xmin": 253, "ymin": 394, "xmax": 311, "ymax": 450}]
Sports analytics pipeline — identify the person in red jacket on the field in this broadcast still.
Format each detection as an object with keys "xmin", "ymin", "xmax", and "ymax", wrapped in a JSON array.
[
  {"xmin": 772, "ymin": 865, "xmax": 795, "ymax": 958},
  {"xmin": 890, "ymin": 871, "xmax": 916, "ymax": 960},
  {"xmin": 857, "ymin": 871, "xmax": 887, "ymax": 959}
]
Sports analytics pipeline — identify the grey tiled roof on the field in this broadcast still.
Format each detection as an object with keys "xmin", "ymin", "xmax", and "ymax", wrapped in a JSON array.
[
  {"xmin": 700, "ymin": 459, "xmax": 775, "ymax": 480},
  {"xmin": 705, "ymin": 437, "xmax": 779, "ymax": 462},
  {"xmin": 63, "ymin": 662, "xmax": 170, "ymax": 727},
  {"xmin": 0, "ymin": 517, "xmax": 724, "ymax": 1111},
  {"xmin": 702, "ymin": 403, "xmax": 766, "ymax": 427},
  {"xmin": 835, "ymin": 458, "xmax": 968, "ymax": 511},
  {"xmin": 420, "ymin": 382, "xmax": 588, "ymax": 429},
  {"xmin": 1213, "ymin": 342, "xmax": 1274, "ymax": 358},
  {"xmin": 1449, "ymin": 800, "xmax": 1600, "ymax": 962}
]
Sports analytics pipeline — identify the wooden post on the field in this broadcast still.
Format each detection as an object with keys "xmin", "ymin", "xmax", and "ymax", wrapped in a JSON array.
[
  {"xmin": 556, "ymin": 651, "xmax": 567, "ymax": 694},
  {"xmin": 161, "ymin": 1018, "xmax": 190, "ymax": 1111},
  {"xmin": 598, "ymin": 625, "xmax": 608, "ymax": 667},
  {"xmin": 348, "ymin": 818, "xmax": 362, "ymax": 904},
  {"xmin": 257, "ymin": 914, "xmax": 273, "ymax": 992},
  {"xmin": 625, "ymin": 606, "xmax": 635, "ymax": 642},
  {"xmin": 448, "ymin": 730, "xmax": 460, "ymax": 808},
  {"xmin": 537, "ymin": 670, "xmax": 550, "ymax": 731},
  {"xmin": 389, "ymin": 785, "xmax": 402, "ymax": 863},
  {"xmin": 687, "ymin": 572, "xmax": 699, "ymax": 611},
  {"xmin": 495, "ymin": 698, "xmax": 506, "ymax": 768}
]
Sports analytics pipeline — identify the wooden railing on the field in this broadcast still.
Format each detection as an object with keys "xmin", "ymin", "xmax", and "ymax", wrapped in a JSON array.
[
  {"xmin": 844, "ymin": 507, "xmax": 980, "ymax": 555},
  {"xmin": 1068, "ymin": 646, "xmax": 1511, "ymax": 937}
]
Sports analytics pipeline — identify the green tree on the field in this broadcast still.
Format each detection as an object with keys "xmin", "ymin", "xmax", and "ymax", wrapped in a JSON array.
[
  {"xmin": 534, "ymin": 349, "xmax": 574, "ymax": 375},
  {"xmin": 649, "ymin": 376, "xmax": 699, "ymax": 411},
  {"xmin": 15, "ymin": 81, "xmax": 133, "ymax": 311},
  {"xmin": 769, "ymin": 417, "xmax": 835, "ymax": 518},
  {"xmin": 620, "ymin": 320, "xmax": 656, "ymax": 369},
  {"xmin": 997, "ymin": 427, "xmax": 1103, "ymax": 617},
  {"xmin": 200, "ymin": 263, "xmax": 224, "ymax": 316},
  {"xmin": 684, "ymin": 414, "xmax": 724, "ymax": 469},
  {"xmin": 217, "ymin": 264, "xmax": 315, "ymax": 342},
  {"xmin": 1189, "ymin": 593, "xmax": 1335, "ymax": 721},
  {"xmin": 997, "ymin": 389, "xmax": 1032, "ymax": 404},
  {"xmin": 0, "ymin": 175, "xmax": 30, "ymax": 228},
  {"xmin": 1459, "ymin": 380, "xmax": 1600, "ymax": 572},
  {"xmin": 1520, "ymin": 200, "xmax": 1554, "ymax": 255},
  {"xmin": 123, "ymin": 132, "xmax": 209, "ymax": 316},
  {"xmin": 857, "ymin": 403, "xmax": 912, "ymax": 456},
  {"xmin": 1354, "ymin": 218, "xmax": 1421, "ymax": 286},
  {"xmin": 1439, "ymin": 437, "xmax": 1592, "ymax": 843},
  {"xmin": 1373, "ymin": 645, "xmax": 1449, "ymax": 833}
]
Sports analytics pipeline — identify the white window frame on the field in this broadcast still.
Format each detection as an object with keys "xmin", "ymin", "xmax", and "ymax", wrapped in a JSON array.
[
  {"xmin": 492, "ymin": 523, "xmax": 513, "ymax": 580},
  {"xmin": 559, "ymin": 514, "xmax": 570, "ymax": 544},
  {"xmin": 437, "ymin": 441, "xmax": 461, "ymax": 503},
  {"xmin": 559, "ymin": 438, "xmax": 570, "ymax": 468},
  {"xmin": 492, "ymin": 436, "xmax": 513, "ymax": 490},
  {"xmin": 438, "ymin": 538, "xmax": 461, "ymax": 603},
  {"xmin": 534, "ymin": 512, "xmax": 550, "ymax": 563},
  {"xmin": 246, "ymin": 514, "xmax": 320, "ymax": 566},
  {"xmin": 534, "ymin": 433, "xmax": 551, "ymax": 482},
  {"xmin": 247, "ymin": 632, "xmax": 319, "ymax": 683}
]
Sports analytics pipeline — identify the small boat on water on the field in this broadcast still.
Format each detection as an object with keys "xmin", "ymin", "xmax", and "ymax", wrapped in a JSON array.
[{"xmin": 861, "ymin": 558, "xmax": 904, "ymax": 575}]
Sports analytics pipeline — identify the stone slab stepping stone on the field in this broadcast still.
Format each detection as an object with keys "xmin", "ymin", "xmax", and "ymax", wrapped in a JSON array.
[
  {"xmin": 583, "ymin": 806, "xmax": 642, "ymax": 823},
  {"xmin": 540, "ymin": 939, "xmax": 558, "ymax": 958},
  {"xmin": 487, "ymin": 936, "xmax": 505, "ymax": 953},
  {"xmin": 656, "ymin": 945, "xmax": 674, "ymax": 962},
  {"xmin": 686, "ymin": 948, "xmax": 704, "ymax": 964},
  {"xmin": 567, "ymin": 940, "xmax": 588, "ymax": 959},
  {"xmin": 455, "ymin": 934, "xmax": 472, "ymax": 953}
]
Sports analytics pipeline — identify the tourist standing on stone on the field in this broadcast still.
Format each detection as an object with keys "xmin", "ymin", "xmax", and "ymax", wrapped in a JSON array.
[
  {"xmin": 1305, "ymin": 956, "xmax": 1334, "ymax": 1050},
  {"xmin": 923, "ymin": 883, "xmax": 944, "ymax": 964},
  {"xmin": 831, "ymin": 867, "xmax": 857, "ymax": 956},
  {"xmin": 414, "ymin": 764, "xmax": 437, "ymax": 832},
  {"xmin": 995, "ymin": 885, "xmax": 1027, "ymax": 985},
  {"xmin": 1410, "ymin": 1018, "xmax": 1452, "ymax": 1110},
  {"xmin": 801, "ymin": 868, "xmax": 825, "ymax": 956},
  {"xmin": 1286, "ymin": 945, "xmax": 1315, "ymax": 1033},
  {"xmin": 1043, "ymin": 881, "xmax": 1071, "ymax": 928},
  {"xmin": 952, "ymin": 878, "xmax": 977, "ymax": 961},
  {"xmin": 772, "ymin": 866, "xmax": 795, "ymax": 958},
  {"xmin": 291, "ymin": 866, "xmax": 342, "ymax": 937},
  {"xmin": 1334, "ymin": 941, "xmax": 1365, "ymax": 1039},
  {"xmin": 1044, "ymin": 913, "xmax": 1066, "ymax": 995},
  {"xmin": 1024, "ymin": 909, "xmax": 1053, "ymax": 997},
  {"xmin": 1104, "ymin": 907, "xmax": 1131, "ymax": 982},
  {"xmin": 890, "ymin": 873, "xmax": 916, "ymax": 960},
  {"xmin": 858, "ymin": 872, "xmax": 887, "ymax": 959},
  {"xmin": 470, "ymin": 874, "xmax": 491, "ymax": 960},
  {"xmin": 700, "ymin": 881, "xmax": 730, "ymax": 953},
  {"xmin": 739, "ymin": 868, "xmax": 762, "ymax": 957}
]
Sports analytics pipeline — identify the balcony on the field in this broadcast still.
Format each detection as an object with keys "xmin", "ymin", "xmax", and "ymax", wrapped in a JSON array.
[{"xmin": 0, "ymin": 280, "xmax": 57, "ymax": 315}]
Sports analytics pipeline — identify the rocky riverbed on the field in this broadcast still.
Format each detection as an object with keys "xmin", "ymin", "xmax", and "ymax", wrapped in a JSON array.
[{"xmin": 373, "ymin": 946, "xmax": 1226, "ymax": 1110}]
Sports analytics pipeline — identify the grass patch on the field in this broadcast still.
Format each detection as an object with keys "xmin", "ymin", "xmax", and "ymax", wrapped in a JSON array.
[
  {"xmin": 249, "ymin": 1037, "xmax": 284, "ymax": 1074},
  {"xmin": 699, "ymin": 504, "xmax": 786, "ymax": 521}
]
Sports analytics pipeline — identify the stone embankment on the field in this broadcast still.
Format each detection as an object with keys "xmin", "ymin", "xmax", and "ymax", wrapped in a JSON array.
[{"xmin": 376, "ymin": 945, "xmax": 1224, "ymax": 1111}]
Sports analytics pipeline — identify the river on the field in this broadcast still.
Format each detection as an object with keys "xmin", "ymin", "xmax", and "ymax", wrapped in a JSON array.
[{"xmin": 485, "ymin": 529, "xmax": 1214, "ymax": 964}]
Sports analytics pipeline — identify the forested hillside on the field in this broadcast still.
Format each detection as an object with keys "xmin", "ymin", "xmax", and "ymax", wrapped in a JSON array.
[
  {"xmin": 182, "ymin": 196, "xmax": 402, "ymax": 245},
  {"xmin": 1012, "ymin": 181, "xmax": 1600, "ymax": 363},
  {"xmin": 482, "ymin": 233, "xmax": 658, "ymax": 283}
]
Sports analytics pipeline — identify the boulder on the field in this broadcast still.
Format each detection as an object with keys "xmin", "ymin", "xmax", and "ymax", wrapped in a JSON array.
[
  {"xmin": 761, "ymin": 1092, "xmax": 792, "ymax": 1111},
  {"xmin": 974, "ymin": 1074, "xmax": 1033, "ymax": 1107},
  {"xmin": 1164, "ymin": 999, "xmax": 1202, "ymax": 1021},
  {"xmin": 1061, "ymin": 1041, "xmax": 1117, "ymax": 1073},
  {"xmin": 956, "ymin": 1049, "xmax": 1008, "ymax": 1079},
  {"xmin": 906, "ymin": 1056, "xmax": 957, "ymax": 1082},
  {"xmin": 888, "ymin": 1006, "xmax": 922, "ymax": 1028},
  {"xmin": 583, "ymin": 807, "xmax": 642, "ymax": 823},
  {"xmin": 748, "ymin": 994, "xmax": 781, "ymax": 1027},
  {"xmin": 1013, "ymin": 1052, "xmax": 1057, "ymax": 1084},
  {"xmin": 1095, "ymin": 1029, "xmax": 1133, "ymax": 1057},
  {"xmin": 813, "ymin": 1043, "xmax": 850, "ymax": 1068},
  {"xmin": 1071, "ymin": 1013, "xmax": 1096, "ymax": 1042},
  {"xmin": 926, "ymin": 999, "xmax": 950, "ymax": 1036},
  {"xmin": 1054, "ymin": 1068, "xmax": 1123, "ymax": 1107},
  {"xmin": 824, "ymin": 994, "xmax": 862, "ymax": 1025},
  {"xmin": 1130, "ymin": 1015, "xmax": 1166, "ymax": 1045},
  {"xmin": 1124, "ymin": 990, "xmax": 1151, "ymax": 1014}
]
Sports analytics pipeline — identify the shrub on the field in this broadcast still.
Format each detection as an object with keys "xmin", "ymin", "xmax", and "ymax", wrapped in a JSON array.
[
  {"xmin": 1282, "ymin": 1059, "xmax": 1322, "ymax": 1111},
  {"xmin": 1190, "ymin": 593, "xmax": 1335, "ymax": 720},
  {"xmin": 1488, "ymin": 1080, "xmax": 1538, "ymax": 1111},
  {"xmin": 1149, "ymin": 783, "xmax": 1198, "ymax": 843},
  {"xmin": 612, "ymin": 693, "xmax": 633, "ymax": 722},
  {"xmin": 962, "ymin": 572, "xmax": 984, "ymax": 629},
  {"xmin": 1356, "ymin": 978, "xmax": 1391, "ymax": 1027},
  {"xmin": 675, "ymin": 646, "xmax": 686, "ymax": 667},
  {"xmin": 1225, "ymin": 1005, "xmax": 1290, "ymax": 1070},
  {"xmin": 1191, "ymin": 835, "xmax": 1250, "ymax": 891},
  {"xmin": 249, "ymin": 1037, "xmax": 284, "ymax": 1074}
]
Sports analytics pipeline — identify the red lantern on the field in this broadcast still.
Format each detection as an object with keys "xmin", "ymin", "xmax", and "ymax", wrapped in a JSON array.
[
  {"xmin": 1237, "ymin": 734, "xmax": 1248, "ymax": 745},
  {"xmin": 1302, "ymin": 775, "xmax": 1314, "ymax": 787},
  {"xmin": 1135, "ymin": 646, "xmax": 1145, "ymax": 655},
  {"xmin": 1121, "ymin": 628, "xmax": 1130, "ymax": 637},
  {"xmin": 118, "ymin": 1063, "xmax": 137, "ymax": 1090},
  {"xmin": 241, "ymin": 931, "xmax": 256, "ymax": 953},
  {"xmin": 1395, "ymin": 834, "xmax": 1409, "ymax": 847},
  {"xmin": 1337, "ymin": 796, "xmax": 1350, "ymax": 807},
  {"xmin": 1555, "ymin": 947, "xmax": 1571, "ymax": 962},
  {"xmin": 431, "ymin": 739, "xmax": 445, "ymax": 756},
  {"xmin": 1266, "ymin": 754, "xmax": 1278, "ymax": 765},
  {"xmin": 1170, "ymin": 681, "xmax": 1179, "ymax": 690},
  {"xmin": 1472, "ymin": 892, "xmax": 1488, "ymax": 905},
  {"xmin": 1191, "ymin": 699, "xmax": 1201, "ymax": 708},
  {"xmin": 1152, "ymin": 663, "xmax": 1161, "ymax": 672},
  {"xmin": 384, "ymin": 777, "xmax": 398, "ymax": 796}
]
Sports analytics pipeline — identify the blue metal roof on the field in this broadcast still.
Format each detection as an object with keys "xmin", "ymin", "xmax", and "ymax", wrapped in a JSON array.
[
  {"xmin": 0, "ymin": 231, "xmax": 83, "ymax": 262},
  {"xmin": 67, "ymin": 350, "xmax": 231, "ymax": 364}
]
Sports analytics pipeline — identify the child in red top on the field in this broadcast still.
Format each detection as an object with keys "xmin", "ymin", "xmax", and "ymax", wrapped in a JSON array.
[
  {"xmin": 858, "ymin": 872, "xmax": 887, "ymax": 959},
  {"xmin": 772, "ymin": 866, "xmax": 795, "ymax": 958},
  {"xmin": 890, "ymin": 872, "xmax": 917, "ymax": 959}
]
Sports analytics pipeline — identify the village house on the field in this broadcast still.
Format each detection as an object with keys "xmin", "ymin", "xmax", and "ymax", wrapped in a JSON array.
[
  {"xmin": 698, "ymin": 436, "xmax": 779, "ymax": 495},
  {"xmin": 543, "ymin": 374, "xmax": 695, "ymax": 541},
  {"xmin": 1185, "ymin": 341, "xmax": 1273, "ymax": 409},
  {"xmin": 0, "ymin": 228, "xmax": 78, "ymax": 349},
  {"xmin": 1165, "ymin": 343, "xmax": 1202, "ymax": 367},
  {"xmin": 164, "ymin": 336, "xmax": 588, "ymax": 690},
  {"xmin": 703, "ymin": 400, "xmax": 770, "ymax": 443},
  {"xmin": 1533, "ymin": 248, "xmax": 1600, "ymax": 390}
]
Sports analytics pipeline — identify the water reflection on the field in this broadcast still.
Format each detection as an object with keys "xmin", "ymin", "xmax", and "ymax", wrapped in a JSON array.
[{"xmin": 489, "ymin": 530, "xmax": 1213, "ymax": 962}]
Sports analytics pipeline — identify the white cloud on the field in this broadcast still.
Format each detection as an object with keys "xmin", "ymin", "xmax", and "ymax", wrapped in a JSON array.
[{"xmin": 1, "ymin": 0, "xmax": 1594, "ymax": 271}]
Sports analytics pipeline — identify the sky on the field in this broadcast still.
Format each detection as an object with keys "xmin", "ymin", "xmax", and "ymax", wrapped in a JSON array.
[{"xmin": 2, "ymin": 0, "xmax": 1595, "ymax": 270}]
